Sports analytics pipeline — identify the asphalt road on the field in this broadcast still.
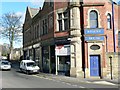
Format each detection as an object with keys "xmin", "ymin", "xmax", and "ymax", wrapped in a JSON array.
[
  {"xmin": 1, "ymin": 69, "xmax": 81, "ymax": 88},
  {"xmin": 0, "ymin": 61, "xmax": 119, "ymax": 89}
]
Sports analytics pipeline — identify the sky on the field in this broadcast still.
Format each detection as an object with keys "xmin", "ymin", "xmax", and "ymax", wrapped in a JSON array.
[
  {"xmin": 0, "ymin": 0, "xmax": 44, "ymax": 48},
  {"xmin": 0, "ymin": 0, "xmax": 120, "ymax": 48}
]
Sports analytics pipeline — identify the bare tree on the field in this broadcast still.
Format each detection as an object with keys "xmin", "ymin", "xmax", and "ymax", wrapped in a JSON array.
[{"xmin": 0, "ymin": 12, "xmax": 22, "ymax": 60}]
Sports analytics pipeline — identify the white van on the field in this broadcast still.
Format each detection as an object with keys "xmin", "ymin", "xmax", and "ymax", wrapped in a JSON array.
[{"xmin": 19, "ymin": 60, "xmax": 40, "ymax": 74}]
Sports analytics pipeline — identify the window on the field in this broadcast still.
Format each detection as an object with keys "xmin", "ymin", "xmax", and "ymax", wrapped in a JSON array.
[
  {"xmin": 42, "ymin": 20, "xmax": 45, "ymax": 35},
  {"xmin": 57, "ymin": 12, "xmax": 69, "ymax": 31},
  {"xmin": 34, "ymin": 26, "xmax": 36, "ymax": 39},
  {"xmin": 63, "ymin": 12, "xmax": 69, "ymax": 30},
  {"xmin": 37, "ymin": 25, "xmax": 39, "ymax": 37},
  {"xmin": 64, "ymin": 19, "xmax": 68, "ymax": 30},
  {"xmin": 58, "ymin": 13, "xmax": 62, "ymax": 19},
  {"xmin": 118, "ymin": 31, "xmax": 120, "ymax": 47},
  {"xmin": 49, "ymin": 0, "xmax": 53, "ymax": 7},
  {"xmin": 90, "ymin": 10, "xmax": 98, "ymax": 28},
  {"xmin": 58, "ymin": 20, "xmax": 62, "ymax": 31},
  {"xmin": 45, "ymin": 19, "xmax": 48, "ymax": 34},
  {"xmin": 107, "ymin": 14, "xmax": 112, "ymax": 29},
  {"xmin": 42, "ymin": 19, "xmax": 48, "ymax": 35},
  {"xmin": 35, "ymin": 26, "xmax": 36, "ymax": 39}
]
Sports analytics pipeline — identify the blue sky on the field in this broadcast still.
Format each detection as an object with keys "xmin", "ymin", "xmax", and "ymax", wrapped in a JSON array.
[{"xmin": 0, "ymin": 1, "xmax": 44, "ymax": 48}]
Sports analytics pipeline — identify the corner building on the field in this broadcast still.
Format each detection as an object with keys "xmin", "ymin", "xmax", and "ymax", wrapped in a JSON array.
[{"xmin": 23, "ymin": 0, "xmax": 119, "ymax": 79}]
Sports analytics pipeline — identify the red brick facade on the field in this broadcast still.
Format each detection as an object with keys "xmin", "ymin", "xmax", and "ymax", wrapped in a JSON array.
[{"xmin": 23, "ymin": 1, "xmax": 119, "ymax": 79}]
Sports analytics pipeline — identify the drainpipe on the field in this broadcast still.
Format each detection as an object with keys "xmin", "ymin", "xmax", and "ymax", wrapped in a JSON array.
[
  {"xmin": 80, "ymin": 1, "xmax": 86, "ymax": 78},
  {"xmin": 112, "ymin": 0, "xmax": 116, "ymax": 52}
]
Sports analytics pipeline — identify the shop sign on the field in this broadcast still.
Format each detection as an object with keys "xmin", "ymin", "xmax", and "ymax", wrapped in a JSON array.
[
  {"xmin": 84, "ymin": 29, "xmax": 104, "ymax": 34},
  {"xmin": 85, "ymin": 36, "xmax": 104, "ymax": 41},
  {"xmin": 55, "ymin": 45, "xmax": 70, "ymax": 56}
]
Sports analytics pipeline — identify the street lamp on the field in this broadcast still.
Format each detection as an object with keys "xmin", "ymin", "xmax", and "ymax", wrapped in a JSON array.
[{"xmin": 109, "ymin": 56, "xmax": 113, "ymax": 80}]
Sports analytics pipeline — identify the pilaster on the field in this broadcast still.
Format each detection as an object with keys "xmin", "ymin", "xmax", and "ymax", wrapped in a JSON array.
[{"xmin": 69, "ymin": 0, "xmax": 84, "ymax": 78}]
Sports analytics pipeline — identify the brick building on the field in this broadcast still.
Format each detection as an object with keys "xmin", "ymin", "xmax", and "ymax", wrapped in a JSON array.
[{"xmin": 23, "ymin": 0, "xmax": 119, "ymax": 79}]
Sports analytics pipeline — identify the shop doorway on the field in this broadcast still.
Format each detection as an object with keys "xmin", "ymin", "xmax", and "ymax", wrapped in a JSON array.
[{"xmin": 58, "ymin": 56, "xmax": 70, "ymax": 76}]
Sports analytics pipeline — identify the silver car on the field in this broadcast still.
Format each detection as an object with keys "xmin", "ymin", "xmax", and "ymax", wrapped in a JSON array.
[{"xmin": 0, "ymin": 60, "xmax": 11, "ymax": 70}]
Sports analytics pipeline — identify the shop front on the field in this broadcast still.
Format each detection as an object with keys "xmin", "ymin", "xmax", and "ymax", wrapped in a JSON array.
[{"xmin": 55, "ymin": 45, "xmax": 70, "ymax": 76}]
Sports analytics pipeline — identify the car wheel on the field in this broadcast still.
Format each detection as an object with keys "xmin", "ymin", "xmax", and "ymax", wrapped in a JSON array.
[
  {"xmin": 26, "ymin": 70, "xmax": 29, "ymax": 75},
  {"xmin": 19, "ymin": 68, "xmax": 22, "ymax": 72}
]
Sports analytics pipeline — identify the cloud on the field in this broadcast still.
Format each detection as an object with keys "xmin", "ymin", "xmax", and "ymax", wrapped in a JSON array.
[
  {"xmin": 15, "ymin": 12, "xmax": 25, "ymax": 24},
  {"xmin": 30, "ymin": 0, "xmax": 44, "ymax": 7}
]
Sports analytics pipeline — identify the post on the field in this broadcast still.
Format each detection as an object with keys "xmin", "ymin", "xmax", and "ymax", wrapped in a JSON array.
[
  {"xmin": 55, "ymin": 45, "xmax": 58, "ymax": 75},
  {"xmin": 49, "ymin": 46, "xmax": 51, "ymax": 73},
  {"xmin": 109, "ymin": 56, "xmax": 113, "ymax": 80}
]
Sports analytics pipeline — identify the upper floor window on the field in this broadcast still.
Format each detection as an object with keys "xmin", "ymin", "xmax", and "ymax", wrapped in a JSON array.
[
  {"xmin": 42, "ymin": 19, "xmax": 48, "ymax": 35},
  {"xmin": 118, "ymin": 31, "xmax": 120, "ymax": 47},
  {"xmin": 57, "ymin": 12, "xmax": 69, "ymax": 31},
  {"xmin": 49, "ymin": 0, "xmax": 53, "ymax": 7},
  {"xmin": 107, "ymin": 14, "xmax": 112, "ymax": 29},
  {"xmin": 90, "ymin": 10, "xmax": 98, "ymax": 28}
]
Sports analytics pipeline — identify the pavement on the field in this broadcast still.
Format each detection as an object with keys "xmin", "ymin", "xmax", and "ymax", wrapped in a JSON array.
[
  {"xmin": 35, "ymin": 72, "xmax": 120, "ymax": 86},
  {"xmin": 10, "ymin": 60, "xmax": 119, "ymax": 86}
]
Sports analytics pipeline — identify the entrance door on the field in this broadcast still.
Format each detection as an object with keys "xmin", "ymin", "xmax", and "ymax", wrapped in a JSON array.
[{"xmin": 90, "ymin": 55, "xmax": 100, "ymax": 76}]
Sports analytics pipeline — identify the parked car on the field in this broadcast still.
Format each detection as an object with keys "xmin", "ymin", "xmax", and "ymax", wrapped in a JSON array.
[
  {"xmin": 19, "ymin": 60, "xmax": 40, "ymax": 74},
  {"xmin": 0, "ymin": 60, "xmax": 11, "ymax": 70}
]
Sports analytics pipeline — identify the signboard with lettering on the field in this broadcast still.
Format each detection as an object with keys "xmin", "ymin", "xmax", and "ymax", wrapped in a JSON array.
[
  {"xmin": 55, "ymin": 45, "xmax": 70, "ymax": 56},
  {"xmin": 85, "ymin": 36, "xmax": 104, "ymax": 41},
  {"xmin": 84, "ymin": 29, "xmax": 104, "ymax": 34},
  {"xmin": 84, "ymin": 29, "xmax": 104, "ymax": 41}
]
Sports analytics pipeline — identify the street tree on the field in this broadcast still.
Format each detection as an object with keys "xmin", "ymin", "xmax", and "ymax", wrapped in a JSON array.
[{"xmin": 0, "ymin": 12, "xmax": 22, "ymax": 60}]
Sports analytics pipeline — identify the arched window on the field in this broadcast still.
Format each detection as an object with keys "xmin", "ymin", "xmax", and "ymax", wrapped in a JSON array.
[
  {"xmin": 107, "ymin": 14, "xmax": 112, "ymax": 29},
  {"xmin": 90, "ymin": 10, "xmax": 98, "ymax": 28}
]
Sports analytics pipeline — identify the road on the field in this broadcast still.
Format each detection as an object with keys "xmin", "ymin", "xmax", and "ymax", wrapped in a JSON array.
[
  {"xmin": 0, "ymin": 62, "xmax": 119, "ymax": 89},
  {"xmin": 2, "ymin": 69, "xmax": 81, "ymax": 88}
]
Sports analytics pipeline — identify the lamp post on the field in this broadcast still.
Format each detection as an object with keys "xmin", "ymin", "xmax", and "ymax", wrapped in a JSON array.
[{"xmin": 109, "ymin": 56, "xmax": 113, "ymax": 80}]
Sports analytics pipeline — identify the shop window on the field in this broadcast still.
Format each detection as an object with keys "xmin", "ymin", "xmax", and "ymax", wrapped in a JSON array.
[
  {"xmin": 107, "ymin": 13, "xmax": 112, "ymax": 29},
  {"xmin": 90, "ymin": 10, "xmax": 98, "ymax": 28}
]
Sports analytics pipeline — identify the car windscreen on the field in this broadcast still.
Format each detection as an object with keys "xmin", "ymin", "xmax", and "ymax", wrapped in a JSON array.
[
  {"xmin": 26, "ymin": 62, "xmax": 36, "ymax": 67},
  {"xmin": 1, "ymin": 61, "xmax": 10, "ymax": 65}
]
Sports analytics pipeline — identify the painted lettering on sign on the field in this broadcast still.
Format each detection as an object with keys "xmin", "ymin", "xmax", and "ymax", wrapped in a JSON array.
[
  {"xmin": 55, "ymin": 45, "xmax": 70, "ymax": 56},
  {"xmin": 85, "ymin": 36, "xmax": 104, "ymax": 41},
  {"xmin": 84, "ymin": 29, "xmax": 104, "ymax": 34}
]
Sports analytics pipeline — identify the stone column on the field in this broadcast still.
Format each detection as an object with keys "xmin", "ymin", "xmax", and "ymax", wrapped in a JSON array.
[{"xmin": 69, "ymin": 0, "xmax": 84, "ymax": 78}]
